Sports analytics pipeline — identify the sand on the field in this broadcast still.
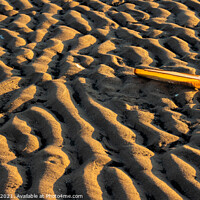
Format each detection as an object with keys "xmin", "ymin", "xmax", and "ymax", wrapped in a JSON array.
[{"xmin": 0, "ymin": 0, "xmax": 200, "ymax": 199}]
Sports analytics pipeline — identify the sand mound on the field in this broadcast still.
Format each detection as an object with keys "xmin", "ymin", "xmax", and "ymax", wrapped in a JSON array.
[{"xmin": 0, "ymin": 0, "xmax": 200, "ymax": 199}]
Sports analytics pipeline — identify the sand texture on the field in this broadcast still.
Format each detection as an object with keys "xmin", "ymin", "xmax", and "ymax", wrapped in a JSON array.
[{"xmin": 0, "ymin": 0, "xmax": 200, "ymax": 199}]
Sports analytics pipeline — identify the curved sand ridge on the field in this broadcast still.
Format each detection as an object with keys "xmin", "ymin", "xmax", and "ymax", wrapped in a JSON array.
[{"xmin": 0, "ymin": 0, "xmax": 200, "ymax": 199}]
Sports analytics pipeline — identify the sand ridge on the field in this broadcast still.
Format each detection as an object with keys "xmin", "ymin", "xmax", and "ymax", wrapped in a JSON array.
[{"xmin": 0, "ymin": 0, "xmax": 200, "ymax": 199}]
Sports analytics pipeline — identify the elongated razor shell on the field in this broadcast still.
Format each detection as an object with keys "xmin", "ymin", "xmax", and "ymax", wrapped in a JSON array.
[{"xmin": 134, "ymin": 68, "xmax": 200, "ymax": 89}]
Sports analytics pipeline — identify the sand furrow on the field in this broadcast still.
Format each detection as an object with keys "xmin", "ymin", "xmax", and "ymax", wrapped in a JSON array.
[
  {"xmin": 0, "ymin": 135, "xmax": 22, "ymax": 199},
  {"xmin": 0, "ymin": 0, "xmax": 200, "ymax": 199},
  {"xmin": 44, "ymin": 80, "xmax": 117, "ymax": 199}
]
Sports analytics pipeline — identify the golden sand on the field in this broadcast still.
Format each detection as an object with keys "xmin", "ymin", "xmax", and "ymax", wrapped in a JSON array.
[{"xmin": 0, "ymin": 0, "xmax": 200, "ymax": 199}]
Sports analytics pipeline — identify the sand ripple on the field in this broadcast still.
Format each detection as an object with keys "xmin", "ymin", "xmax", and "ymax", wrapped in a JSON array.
[{"xmin": 0, "ymin": 0, "xmax": 200, "ymax": 199}]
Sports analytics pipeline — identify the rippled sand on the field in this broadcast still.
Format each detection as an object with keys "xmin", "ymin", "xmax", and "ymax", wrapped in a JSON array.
[{"xmin": 0, "ymin": 0, "xmax": 200, "ymax": 199}]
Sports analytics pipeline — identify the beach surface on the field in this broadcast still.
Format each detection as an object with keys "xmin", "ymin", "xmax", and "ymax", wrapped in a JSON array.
[{"xmin": 0, "ymin": 0, "xmax": 200, "ymax": 199}]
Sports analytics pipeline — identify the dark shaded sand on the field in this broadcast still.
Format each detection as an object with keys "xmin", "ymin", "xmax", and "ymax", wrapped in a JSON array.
[{"xmin": 0, "ymin": 0, "xmax": 200, "ymax": 199}]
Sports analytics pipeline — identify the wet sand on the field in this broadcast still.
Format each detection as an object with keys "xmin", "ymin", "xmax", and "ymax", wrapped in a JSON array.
[{"xmin": 0, "ymin": 0, "xmax": 200, "ymax": 199}]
